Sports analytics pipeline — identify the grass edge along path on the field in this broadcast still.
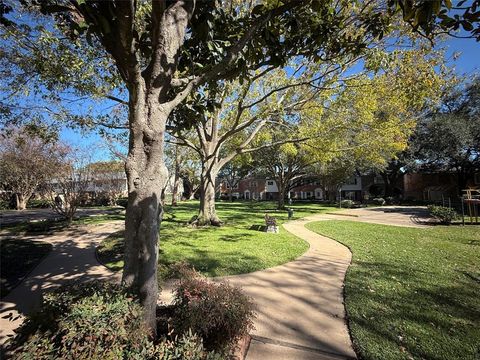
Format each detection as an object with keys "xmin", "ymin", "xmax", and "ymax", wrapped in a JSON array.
[
  {"xmin": 306, "ymin": 220, "xmax": 480, "ymax": 360},
  {"xmin": 97, "ymin": 201, "xmax": 334, "ymax": 278}
]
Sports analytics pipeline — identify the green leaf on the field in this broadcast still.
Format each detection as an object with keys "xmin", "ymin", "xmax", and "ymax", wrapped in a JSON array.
[
  {"xmin": 462, "ymin": 21, "xmax": 473, "ymax": 31},
  {"xmin": 251, "ymin": 4, "xmax": 265, "ymax": 16}
]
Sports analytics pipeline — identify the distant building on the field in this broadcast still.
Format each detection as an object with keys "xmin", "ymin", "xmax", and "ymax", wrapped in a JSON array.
[{"xmin": 217, "ymin": 170, "xmax": 480, "ymax": 202}]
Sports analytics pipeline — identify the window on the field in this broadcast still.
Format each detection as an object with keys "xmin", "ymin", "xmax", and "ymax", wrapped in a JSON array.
[
  {"xmin": 345, "ymin": 177, "xmax": 357, "ymax": 185},
  {"xmin": 267, "ymin": 181, "xmax": 274, "ymax": 186},
  {"xmin": 345, "ymin": 191, "xmax": 356, "ymax": 200},
  {"xmin": 250, "ymin": 181, "xmax": 257, "ymax": 187}
]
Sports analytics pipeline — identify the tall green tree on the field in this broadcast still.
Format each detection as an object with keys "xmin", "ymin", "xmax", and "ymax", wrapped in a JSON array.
[
  {"xmin": 171, "ymin": 63, "xmax": 343, "ymax": 224},
  {"xmin": 412, "ymin": 77, "xmax": 480, "ymax": 193}
]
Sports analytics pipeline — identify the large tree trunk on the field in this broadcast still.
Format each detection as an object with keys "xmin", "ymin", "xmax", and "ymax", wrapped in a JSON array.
[
  {"xmin": 122, "ymin": 85, "xmax": 168, "ymax": 337},
  {"xmin": 15, "ymin": 193, "xmax": 28, "ymax": 210},
  {"xmin": 195, "ymin": 163, "xmax": 222, "ymax": 226}
]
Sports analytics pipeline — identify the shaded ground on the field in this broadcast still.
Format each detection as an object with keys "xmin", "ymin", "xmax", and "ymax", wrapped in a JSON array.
[
  {"xmin": 0, "ymin": 222, "xmax": 123, "ymax": 346},
  {"xmin": 0, "ymin": 207, "xmax": 123, "ymax": 226},
  {"xmin": 0, "ymin": 239, "xmax": 52, "ymax": 298}
]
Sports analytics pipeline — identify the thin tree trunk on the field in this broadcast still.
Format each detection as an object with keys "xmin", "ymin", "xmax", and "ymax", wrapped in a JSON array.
[
  {"xmin": 195, "ymin": 164, "xmax": 222, "ymax": 226},
  {"xmin": 277, "ymin": 179, "xmax": 287, "ymax": 209},
  {"xmin": 171, "ymin": 147, "xmax": 180, "ymax": 206},
  {"xmin": 16, "ymin": 193, "xmax": 28, "ymax": 210},
  {"xmin": 277, "ymin": 188, "xmax": 286, "ymax": 209}
]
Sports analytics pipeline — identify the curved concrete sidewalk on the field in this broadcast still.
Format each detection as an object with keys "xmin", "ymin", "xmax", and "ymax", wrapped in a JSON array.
[
  {"xmin": 0, "ymin": 222, "xmax": 123, "ymax": 345},
  {"xmin": 225, "ymin": 207, "xmax": 432, "ymax": 360},
  {"xmin": 225, "ymin": 215, "xmax": 357, "ymax": 360}
]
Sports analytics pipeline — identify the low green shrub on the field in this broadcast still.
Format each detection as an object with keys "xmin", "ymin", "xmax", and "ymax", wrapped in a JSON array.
[
  {"xmin": 26, "ymin": 199, "xmax": 51, "ymax": 209},
  {"xmin": 10, "ymin": 282, "xmax": 151, "ymax": 360},
  {"xmin": 9, "ymin": 281, "xmax": 223, "ymax": 360},
  {"xmin": 372, "ymin": 197, "xmax": 386, "ymax": 206},
  {"xmin": 153, "ymin": 331, "xmax": 223, "ymax": 360},
  {"xmin": 385, "ymin": 196, "xmax": 396, "ymax": 205},
  {"xmin": 340, "ymin": 199, "xmax": 355, "ymax": 208},
  {"xmin": 173, "ymin": 267, "xmax": 255, "ymax": 351},
  {"xmin": 428, "ymin": 205, "xmax": 458, "ymax": 224},
  {"xmin": 116, "ymin": 197, "xmax": 129, "ymax": 208},
  {"xmin": 0, "ymin": 199, "xmax": 10, "ymax": 210}
]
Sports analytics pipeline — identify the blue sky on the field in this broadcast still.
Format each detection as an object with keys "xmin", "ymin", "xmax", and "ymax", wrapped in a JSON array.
[
  {"xmin": 60, "ymin": 36, "xmax": 479, "ymax": 162},
  {"xmin": 442, "ymin": 37, "xmax": 479, "ymax": 74}
]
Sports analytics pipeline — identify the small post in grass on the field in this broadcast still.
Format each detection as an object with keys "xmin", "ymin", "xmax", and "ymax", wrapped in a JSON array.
[{"xmin": 287, "ymin": 208, "xmax": 293, "ymax": 220}]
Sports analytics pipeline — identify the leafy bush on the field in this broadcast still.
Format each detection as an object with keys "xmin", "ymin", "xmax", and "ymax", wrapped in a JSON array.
[
  {"xmin": 10, "ymin": 281, "xmax": 152, "ymax": 360},
  {"xmin": 9, "ymin": 281, "xmax": 222, "ymax": 360},
  {"xmin": 340, "ymin": 199, "xmax": 355, "ymax": 208},
  {"xmin": 428, "ymin": 205, "xmax": 458, "ymax": 224},
  {"xmin": 372, "ymin": 197, "xmax": 386, "ymax": 206},
  {"xmin": 0, "ymin": 199, "xmax": 10, "ymax": 210},
  {"xmin": 153, "ymin": 331, "xmax": 223, "ymax": 360},
  {"xmin": 26, "ymin": 199, "xmax": 51, "ymax": 209},
  {"xmin": 116, "ymin": 197, "xmax": 129, "ymax": 208},
  {"xmin": 173, "ymin": 267, "xmax": 255, "ymax": 351}
]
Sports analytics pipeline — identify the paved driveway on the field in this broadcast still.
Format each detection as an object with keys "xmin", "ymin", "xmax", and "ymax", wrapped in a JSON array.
[{"xmin": 325, "ymin": 206, "xmax": 433, "ymax": 227}]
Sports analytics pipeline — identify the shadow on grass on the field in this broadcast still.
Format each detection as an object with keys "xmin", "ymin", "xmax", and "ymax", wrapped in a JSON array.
[
  {"xmin": 218, "ymin": 233, "xmax": 256, "ymax": 242},
  {"xmin": 97, "ymin": 229, "xmax": 269, "ymax": 278},
  {"xmin": 345, "ymin": 260, "xmax": 480, "ymax": 360},
  {"xmin": 95, "ymin": 230, "xmax": 125, "ymax": 271},
  {"xmin": 1, "ymin": 211, "xmax": 125, "ymax": 236},
  {"xmin": 249, "ymin": 225, "xmax": 267, "ymax": 232},
  {"xmin": 182, "ymin": 247, "xmax": 266, "ymax": 277}
]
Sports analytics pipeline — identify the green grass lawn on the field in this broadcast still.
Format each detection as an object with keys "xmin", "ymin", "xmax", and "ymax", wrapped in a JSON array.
[
  {"xmin": 306, "ymin": 220, "xmax": 480, "ymax": 360},
  {"xmin": 97, "ymin": 200, "xmax": 333, "ymax": 277},
  {"xmin": 1, "ymin": 238, "xmax": 52, "ymax": 297}
]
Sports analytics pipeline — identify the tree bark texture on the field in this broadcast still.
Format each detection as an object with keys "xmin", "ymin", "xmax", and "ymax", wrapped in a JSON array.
[
  {"xmin": 196, "ymin": 161, "xmax": 222, "ymax": 226},
  {"xmin": 15, "ymin": 193, "xmax": 28, "ymax": 210},
  {"xmin": 277, "ymin": 183, "xmax": 286, "ymax": 209},
  {"xmin": 122, "ymin": 84, "xmax": 168, "ymax": 336},
  {"xmin": 114, "ymin": 1, "xmax": 194, "ymax": 336}
]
